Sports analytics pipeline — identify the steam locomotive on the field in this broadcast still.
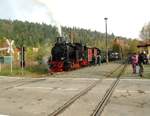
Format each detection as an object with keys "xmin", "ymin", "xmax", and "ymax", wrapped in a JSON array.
[{"xmin": 47, "ymin": 37, "xmax": 101, "ymax": 72}]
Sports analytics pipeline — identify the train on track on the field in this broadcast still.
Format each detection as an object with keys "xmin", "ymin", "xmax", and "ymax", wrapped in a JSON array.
[{"xmin": 47, "ymin": 37, "xmax": 120, "ymax": 72}]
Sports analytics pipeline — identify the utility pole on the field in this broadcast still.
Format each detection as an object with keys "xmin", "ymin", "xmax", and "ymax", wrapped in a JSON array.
[
  {"xmin": 104, "ymin": 17, "xmax": 109, "ymax": 63},
  {"xmin": 20, "ymin": 47, "xmax": 25, "ymax": 75}
]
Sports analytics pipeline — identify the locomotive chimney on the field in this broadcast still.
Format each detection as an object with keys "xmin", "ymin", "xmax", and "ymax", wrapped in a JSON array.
[{"xmin": 56, "ymin": 37, "xmax": 64, "ymax": 43}]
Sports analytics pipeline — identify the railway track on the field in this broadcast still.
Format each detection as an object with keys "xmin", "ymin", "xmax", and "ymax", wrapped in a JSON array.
[
  {"xmin": 91, "ymin": 63, "xmax": 127, "ymax": 116},
  {"xmin": 48, "ymin": 63, "xmax": 125, "ymax": 116}
]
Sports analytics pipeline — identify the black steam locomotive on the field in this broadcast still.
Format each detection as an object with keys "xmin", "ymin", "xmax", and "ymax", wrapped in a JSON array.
[{"xmin": 48, "ymin": 37, "xmax": 101, "ymax": 72}]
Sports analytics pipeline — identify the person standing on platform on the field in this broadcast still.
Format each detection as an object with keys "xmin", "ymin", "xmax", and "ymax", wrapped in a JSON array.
[
  {"xmin": 131, "ymin": 53, "xmax": 138, "ymax": 74},
  {"xmin": 97, "ymin": 54, "xmax": 101, "ymax": 65},
  {"xmin": 138, "ymin": 52, "xmax": 145, "ymax": 77}
]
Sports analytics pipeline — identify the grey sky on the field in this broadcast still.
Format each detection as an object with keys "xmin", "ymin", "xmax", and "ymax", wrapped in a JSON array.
[
  {"xmin": 0, "ymin": 0, "xmax": 150, "ymax": 39},
  {"xmin": 0, "ymin": 0, "xmax": 14, "ymax": 19}
]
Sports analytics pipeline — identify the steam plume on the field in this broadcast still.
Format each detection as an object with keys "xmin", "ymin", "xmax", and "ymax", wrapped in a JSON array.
[{"xmin": 32, "ymin": 0, "xmax": 62, "ymax": 36}]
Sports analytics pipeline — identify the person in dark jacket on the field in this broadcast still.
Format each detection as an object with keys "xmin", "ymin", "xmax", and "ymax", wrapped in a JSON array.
[{"xmin": 138, "ymin": 52, "xmax": 145, "ymax": 77}]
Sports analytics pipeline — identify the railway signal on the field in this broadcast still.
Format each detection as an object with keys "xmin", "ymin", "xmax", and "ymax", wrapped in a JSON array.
[
  {"xmin": 6, "ymin": 39, "xmax": 14, "ymax": 54},
  {"xmin": 6, "ymin": 39, "xmax": 14, "ymax": 73}
]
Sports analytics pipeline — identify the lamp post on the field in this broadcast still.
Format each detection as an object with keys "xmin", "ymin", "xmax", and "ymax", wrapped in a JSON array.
[{"xmin": 104, "ymin": 17, "xmax": 109, "ymax": 63}]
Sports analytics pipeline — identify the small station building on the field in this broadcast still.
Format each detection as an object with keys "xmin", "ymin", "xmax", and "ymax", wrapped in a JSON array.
[{"xmin": 137, "ymin": 40, "xmax": 150, "ymax": 59}]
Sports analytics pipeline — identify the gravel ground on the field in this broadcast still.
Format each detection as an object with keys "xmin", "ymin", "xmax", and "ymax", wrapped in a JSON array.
[
  {"xmin": 0, "ymin": 63, "xmax": 149, "ymax": 116},
  {"xmin": 0, "ymin": 63, "xmax": 120, "ymax": 116},
  {"xmin": 101, "ymin": 79, "xmax": 150, "ymax": 116}
]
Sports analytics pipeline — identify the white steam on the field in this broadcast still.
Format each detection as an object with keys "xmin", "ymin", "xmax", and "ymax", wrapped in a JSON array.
[
  {"xmin": 57, "ymin": 24, "xmax": 62, "ymax": 36},
  {"xmin": 32, "ymin": 0, "xmax": 62, "ymax": 36}
]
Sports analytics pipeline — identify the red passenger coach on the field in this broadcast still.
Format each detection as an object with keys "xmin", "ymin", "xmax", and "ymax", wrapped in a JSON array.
[
  {"xmin": 88, "ymin": 48, "xmax": 93, "ymax": 62},
  {"xmin": 94, "ymin": 48, "xmax": 98, "ymax": 57}
]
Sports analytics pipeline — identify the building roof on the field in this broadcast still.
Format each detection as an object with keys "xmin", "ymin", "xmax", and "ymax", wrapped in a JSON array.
[{"xmin": 137, "ymin": 40, "xmax": 150, "ymax": 48}]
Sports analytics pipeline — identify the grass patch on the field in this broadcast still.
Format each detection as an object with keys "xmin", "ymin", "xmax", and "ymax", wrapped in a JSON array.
[
  {"xmin": 143, "ymin": 65, "xmax": 150, "ymax": 79},
  {"xmin": 0, "ymin": 64, "xmax": 49, "ymax": 77}
]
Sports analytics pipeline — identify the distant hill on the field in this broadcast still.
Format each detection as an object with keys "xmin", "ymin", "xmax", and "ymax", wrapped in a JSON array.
[{"xmin": 0, "ymin": 19, "xmax": 127, "ymax": 49}]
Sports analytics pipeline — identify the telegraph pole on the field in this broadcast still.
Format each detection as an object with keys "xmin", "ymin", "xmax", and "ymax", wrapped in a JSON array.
[{"xmin": 104, "ymin": 17, "xmax": 109, "ymax": 63}]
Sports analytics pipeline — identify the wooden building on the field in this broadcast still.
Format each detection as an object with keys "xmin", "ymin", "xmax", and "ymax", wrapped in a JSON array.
[{"xmin": 137, "ymin": 40, "xmax": 150, "ymax": 57}]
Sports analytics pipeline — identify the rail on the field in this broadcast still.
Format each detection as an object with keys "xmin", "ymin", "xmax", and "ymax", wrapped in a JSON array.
[
  {"xmin": 91, "ymin": 63, "xmax": 127, "ymax": 116},
  {"xmin": 48, "ymin": 63, "xmax": 124, "ymax": 116}
]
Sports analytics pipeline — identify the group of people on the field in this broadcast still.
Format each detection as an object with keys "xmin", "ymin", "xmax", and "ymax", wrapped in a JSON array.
[{"xmin": 131, "ymin": 52, "xmax": 145, "ymax": 77}]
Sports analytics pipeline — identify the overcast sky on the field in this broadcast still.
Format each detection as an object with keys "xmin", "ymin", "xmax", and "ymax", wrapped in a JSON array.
[{"xmin": 0, "ymin": 0, "xmax": 150, "ymax": 38}]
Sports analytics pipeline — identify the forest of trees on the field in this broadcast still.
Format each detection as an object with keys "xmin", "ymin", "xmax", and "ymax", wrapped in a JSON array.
[
  {"xmin": 0, "ymin": 19, "xmax": 145, "ymax": 64},
  {"xmin": 0, "ymin": 19, "xmax": 58, "ymax": 47},
  {"xmin": 0, "ymin": 19, "xmax": 118, "ymax": 48}
]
